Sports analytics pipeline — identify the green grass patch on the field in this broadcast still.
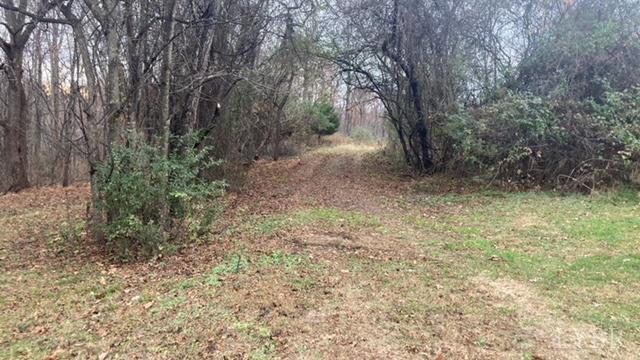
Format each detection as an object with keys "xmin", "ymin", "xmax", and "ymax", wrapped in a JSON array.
[
  {"xmin": 259, "ymin": 250, "xmax": 307, "ymax": 269},
  {"xmin": 561, "ymin": 255, "xmax": 640, "ymax": 286},
  {"xmin": 258, "ymin": 250, "xmax": 321, "ymax": 272},
  {"xmin": 232, "ymin": 321, "xmax": 277, "ymax": 359},
  {"xmin": 410, "ymin": 189, "xmax": 640, "ymax": 340},
  {"xmin": 234, "ymin": 207, "xmax": 381, "ymax": 236},
  {"xmin": 206, "ymin": 254, "xmax": 250, "ymax": 286},
  {"xmin": 259, "ymin": 250, "xmax": 324, "ymax": 292},
  {"xmin": 568, "ymin": 216, "xmax": 640, "ymax": 245}
]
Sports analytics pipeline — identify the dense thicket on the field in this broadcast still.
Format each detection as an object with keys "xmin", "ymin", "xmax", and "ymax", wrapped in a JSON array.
[
  {"xmin": 331, "ymin": 0, "xmax": 640, "ymax": 189},
  {"xmin": 452, "ymin": 0, "xmax": 640, "ymax": 189},
  {"xmin": 443, "ymin": 90, "xmax": 640, "ymax": 189}
]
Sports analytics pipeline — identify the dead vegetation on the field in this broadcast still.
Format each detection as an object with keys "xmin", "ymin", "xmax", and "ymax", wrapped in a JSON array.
[{"xmin": 1, "ymin": 142, "xmax": 639, "ymax": 359}]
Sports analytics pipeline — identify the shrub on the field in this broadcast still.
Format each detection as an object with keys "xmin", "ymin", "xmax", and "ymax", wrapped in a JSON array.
[
  {"xmin": 308, "ymin": 100, "xmax": 340, "ymax": 136},
  {"xmin": 95, "ymin": 136, "xmax": 226, "ymax": 259},
  {"xmin": 443, "ymin": 89, "xmax": 640, "ymax": 190}
]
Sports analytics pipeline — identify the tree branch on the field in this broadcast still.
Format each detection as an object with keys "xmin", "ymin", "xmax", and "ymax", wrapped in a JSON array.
[
  {"xmin": 0, "ymin": 1, "xmax": 69, "ymax": 25},
  {"xmin": 0, "ymin": 109, "xmax": 7, "ymax": 129},
  {"xmin": 0, "ymin": 20, "xmax": 11, "ymax": 32},
  {"xmin": 0, "ymin": 37, "xmax": 9, "ymax": 53}
]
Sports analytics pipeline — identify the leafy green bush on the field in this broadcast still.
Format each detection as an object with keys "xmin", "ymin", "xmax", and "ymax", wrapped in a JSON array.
[
  {"xmin": 308, "ymin": 100, "xmax": 340, "ymax": 136},
  {"xmin": 95, "ymin": 136, "xmax": 225, "ymax": 259},
  {"xmin": 443, "ymin": 89, "xmax": 640, "ymax": 190},
  {"xmin": 442, "ymin": 94, "xmax": 559, "ymax": 175}
]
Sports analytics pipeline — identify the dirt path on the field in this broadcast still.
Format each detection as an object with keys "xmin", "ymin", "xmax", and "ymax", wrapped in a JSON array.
[
  {"xmin": 1, "ymin": 141, "xmax": 638, "ymax": 359},
  {"xmin": 226, "ymin": 142, "xmax": 639, "ymax": 359},
  {"xmin": 228, "ymin": 143, "xmax": 432, "ymax": 262},
  {"xmin": 231, "ymin": 143, "xmax": 407, "ymax": 215}
]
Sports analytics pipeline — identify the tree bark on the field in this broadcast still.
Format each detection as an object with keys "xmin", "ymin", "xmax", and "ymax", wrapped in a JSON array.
[
  {"xmin": 273, "ymin": 14, "xmax": 295, "ymax": 161},
  {"xmin": 408, "ymin": 71, "xmax": 434, "ymax": 172},
  {"xmin": 382, "ymin": 0, "xmax": 433, "ymax": 172},
  {"xmin": 33, "ymin": 29, "xmax": 43, "ymax": 164},
  {"xmin": 160, "ymin": 0, "xmax": 177, "ymax": 156},
  {"xmin": 0, "ymin": 0, "xmax": 56, "ymax": 192},
  {"xmin": 59, "ymin": 2, "xmax": 104, "ymax": 237},
  {"xmin": 188, "ymin": 0, "xmax": 218, "ymax": 132},
  {"xmin": 2, "ymin": 43, "xmax": 30, "ymax": 192}
]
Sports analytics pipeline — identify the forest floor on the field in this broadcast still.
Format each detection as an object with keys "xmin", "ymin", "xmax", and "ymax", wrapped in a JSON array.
[{"xmin": 1, "ymin": 138, "xmax": 640, "ymax": 359}]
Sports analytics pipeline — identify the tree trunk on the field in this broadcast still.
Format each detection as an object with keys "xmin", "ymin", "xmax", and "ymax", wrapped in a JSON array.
[
  {"xmin": 160, "ymin": 0, "xmax": 177, "ymax": 156},
  {"xmin": 0, "ymin": 0, "xmax": 56, "ymax": 192},
  {"xmin": 125, "ymin": 0, "xmax": 142, "ymax": 133},
  {"xmin": 105, "ymin": 21, "xmax": 122, "ymax": 146},
  {"xmin": 188, "ymin": 0, "xmax": 218, "ymax": 132},
  {"xmin": 61, "ymin": 96, "xmax": 74, "ymax": 187},
  {"xmin": 344, "ymin": 76, "xmax": 353, "ymax": 136},
  {"xmin": 33, "ymin": 29, "xmax": 43, "ymax": 166},
  {"xmin": 408, "ymin": 74, "xmax": 433, "ymax": 172},
  {"xmin": 273, "ymin": 14, "xmax": 295, "ymax": 161},
  {"xmin": 3, "ymin": 47, "xmax": 30, "ymax": 192},
  {"xmin": 60, "ymin": 3, "xmax": 104, "ymax": 238},
  {"xmin": 273, "ymin": 105, "xmax": 285, "ymax": 160},
  {"xmin": 62, "ymin": 144, "xmax": 72, "ymax": 187},
  {"xmin": 382, "ymin": 0, "xmax": 433, "ymax": 173}
]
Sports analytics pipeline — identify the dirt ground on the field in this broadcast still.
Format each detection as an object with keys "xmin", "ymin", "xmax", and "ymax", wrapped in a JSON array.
[{"xmin": 1, "ymin": 140, "xmax": 638, "ymax": 359}]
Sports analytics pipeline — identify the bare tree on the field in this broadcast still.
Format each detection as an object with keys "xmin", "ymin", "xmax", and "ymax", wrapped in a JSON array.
[{"xmin": 0, "ymin": 0, "xmax": 56, "ymax": 192}]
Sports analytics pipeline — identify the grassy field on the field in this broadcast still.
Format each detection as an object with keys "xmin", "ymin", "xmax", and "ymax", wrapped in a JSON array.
[
  {"xmin": 402, "ymin": 189, "xmax": 640, "ymax": 341},
  {"xmin": 1, "ymin": 144, "xmax": 639, "ymax": 359}
]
